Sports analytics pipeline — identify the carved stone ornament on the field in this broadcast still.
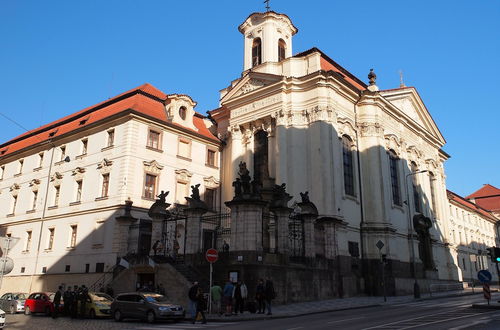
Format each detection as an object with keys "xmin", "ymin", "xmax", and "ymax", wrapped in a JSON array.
[
  {"xmin": 272, "ymin": 109, "xmax": 290, "ymax": 127},
  {"xmin": 29, "ymin": 179, "xmax": 41, "ymax": 187},
  {"xmin": 203, "ymin": 176, "xmax": 220, "ymax": 189},
  {"xmin": 238, "ymin": 79, "xmax": 266, "ymax": 96},
  {"xmin": 406, "ymin": 146, "xmax": 423, "ymax": 162},
  {"xmin": 242, "ymin": 127, "xmax": 253, "ymax": 145},
  {"xmin": 143, "ymin": 160, "xmax": 164, "ymax": 175},
  {"xmin": 230, "ymin": 125, "xmax": 242, "ymax": 140},
  {"xmin": 384, "ymin": 134, "xmax": 402, "ymax": 154},
  {"xmin": 175, "ymin": 169, "xmax": 193, "ymax": 182},
  {"xmin": 358, "ymin": 122, "xmax": 383, "ymax": 137},
  {"xmin": 97, "ymin": 158, "xmax": 113, "ymax": 173},
  {"xmin": 9, "ymin": 183, "xmax": 20, "ymax": 193},
  {"xmin": 50, "ymin": 172, "xmax": 64, "ymax": 184},
  {"xmin": 337, "ymin": 118, "xmax": 357, "ymax": 141},
  {"xmin": 307, "ymin": 105, "xmax": 334, "ymax": 124},
  {"xmin": 425, "ymin": 158, "xmax": 438, "ymax": 171},
  {"xmin": 72, "ymin": 167, "xmax": 86, "ymax": 175}
]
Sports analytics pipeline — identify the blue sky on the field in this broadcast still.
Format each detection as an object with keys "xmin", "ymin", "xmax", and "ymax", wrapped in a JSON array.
[{"xmin": 1, "ymin": 0, "xmax": 499, "ymax": 197}]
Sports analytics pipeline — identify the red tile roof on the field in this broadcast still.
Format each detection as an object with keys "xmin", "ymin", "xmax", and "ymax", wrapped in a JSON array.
[
  {"xmin": 0, "ymin": 84, "xmax": 218, "ymax": 158},
  {"xmin": 447, "ymin": 189, "xmax": 498, "ymax": 221},
  {"xmin": 466, "ymin": 184, "xmax": 500, "ymax": 212}
]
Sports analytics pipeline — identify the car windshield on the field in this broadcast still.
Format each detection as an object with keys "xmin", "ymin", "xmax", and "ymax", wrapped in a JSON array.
[
  {"xmin": 143, "ymin": 294, "xmax": 168, "ymax": 303},
  {"xmin": 13, "ymin": 293, "xmax": 26, "ymax": 300},
  {"xmin": 90, "ymin": 293, "xmax": 112, "ymax": 302}
]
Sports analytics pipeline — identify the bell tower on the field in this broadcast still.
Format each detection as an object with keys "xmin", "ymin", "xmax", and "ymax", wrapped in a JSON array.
[{"xmin": 238, "ymin": 11, "xmax": 298, "ymax": 71}]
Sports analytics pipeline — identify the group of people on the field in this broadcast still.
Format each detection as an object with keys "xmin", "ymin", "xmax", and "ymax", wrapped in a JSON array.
[
  {"xmin": 188, "ymin": 277, "xmax": 276, "ymax": 323},
  {"xmin": 53, "ymin": 284, "xmax": 90, "ymax": 318}
]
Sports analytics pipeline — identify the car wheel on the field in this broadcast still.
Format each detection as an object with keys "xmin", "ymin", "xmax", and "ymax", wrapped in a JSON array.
[
  {"xmin": 24, "ymin": 306, "xmax": 31, "ymax": 315},
  {"xmin": 9, "ymin": 305, "xmax": 16, "ymax": 314},
  {"xmin": 89, "ymin": 308, "xmax": 96, "ymax": 319},
  {"xmin": 113, "ymin": 309, "xmax": 122, "ymax": 322},
  {"xmin": 45, "ymin": 306, "xmax": 51, "ymax": 316},
  {"xmin": 146, "ymin": 310, "xmax": 155, "ymax": 324}
]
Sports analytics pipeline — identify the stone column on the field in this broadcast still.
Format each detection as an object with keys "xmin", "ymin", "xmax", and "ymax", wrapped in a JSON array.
[
  {"xmin": 226, "ymin": 199, "xmax": 267, "ymax": 252},
  {"xmin": 115, "ymin": 199, "xmax": 137, "ymax": 255},
  {"xmin": 230, "ymin": 125, "xmax": 243, "ymax": 183},
  {"xmin": 270, "ymin": 207, "xmax": 292, "ymax": 254},
  {"xmin": 184, "ymin": 207, "xmax": 208, "ymax": 254}
]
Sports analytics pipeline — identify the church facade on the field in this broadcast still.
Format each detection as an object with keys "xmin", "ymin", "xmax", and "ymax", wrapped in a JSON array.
[{"xmin": 0, "ymin": 10, "xmax": 498, "ymax": 300}]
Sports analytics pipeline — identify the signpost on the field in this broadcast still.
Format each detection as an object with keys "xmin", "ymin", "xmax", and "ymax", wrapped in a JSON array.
[
  {"xmin": 205, "ymin": 248, "xmax": 219, "ymax": 314},
  {"xmin": 478, "ymin": 270, "xmax": 492, "ymax": 305},
  {"xmin": 376, "ymin": 240, "xmax": 387, "ymax": 302}
]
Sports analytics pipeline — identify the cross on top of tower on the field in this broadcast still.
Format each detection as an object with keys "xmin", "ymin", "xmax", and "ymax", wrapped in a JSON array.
[{"xmin": 264, "ymin": 0, "xmax": 270, "ymax": 12}]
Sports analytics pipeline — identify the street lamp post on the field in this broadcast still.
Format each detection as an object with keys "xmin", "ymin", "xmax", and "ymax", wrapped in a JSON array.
[
  {"xmin": 29, "ymin": 144, "xmax": 69, "ymax": 292},
  {"xmin": 405, "ymin": 169, "xmax": 428, "ymax": 299}
]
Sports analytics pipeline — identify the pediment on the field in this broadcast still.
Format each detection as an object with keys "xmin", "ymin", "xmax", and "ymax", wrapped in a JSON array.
[
  {"xmin": 381, "ymin": 87, "xmax": 445, "ymax": 145},
  {"xmin": 220, "ymin": 72, "xmax": 283, "ymax": 104}
]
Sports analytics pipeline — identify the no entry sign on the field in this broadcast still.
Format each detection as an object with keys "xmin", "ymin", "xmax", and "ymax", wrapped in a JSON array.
[{"xmin": 205, "ymin": 248, "xmax": 219, "ymax": 263}]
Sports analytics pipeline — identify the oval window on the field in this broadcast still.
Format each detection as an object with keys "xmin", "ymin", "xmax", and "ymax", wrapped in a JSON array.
[{"xmin": 179, "ymin": 106, "xmax": 187, "ymax": 120}]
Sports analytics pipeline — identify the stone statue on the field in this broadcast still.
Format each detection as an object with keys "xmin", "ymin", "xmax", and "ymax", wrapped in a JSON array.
[
  {"xmin": 157, "ymin": 190, "xmax": 169, "ymax": 203},
  {"xmin": 300, "ymin": 191, "xmax": 310, "ymax": 203},
  {"xmin": 270, "ymin": 183, "xmax": 292, "ymax": 208},
  {"xmin": 368, "ymin": 68, "xmax": 377, "ymax": 86},
  {"xmin": 190, "ymin": 184, "xmax": 201, "ymax": 200},
  {"xmin": 233, "ymin": 178, "xmax": 242, "ymax": 198},
  {"xmin": 238, "ymin": 161, "xmax": 252, "ymax": 194}
]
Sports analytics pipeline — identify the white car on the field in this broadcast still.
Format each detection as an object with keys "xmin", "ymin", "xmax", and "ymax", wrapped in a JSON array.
[{"xmin": 0, "ymin": 308, "xmax": 5, "ymax": 329}]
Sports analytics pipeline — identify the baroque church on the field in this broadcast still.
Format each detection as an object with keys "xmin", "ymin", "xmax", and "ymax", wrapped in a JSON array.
[{"xmin": 0, "ymin": 9, "xmax": 498, "ymax": 303}]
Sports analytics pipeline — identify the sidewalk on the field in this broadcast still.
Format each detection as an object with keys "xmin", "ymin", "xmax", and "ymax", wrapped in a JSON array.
[{"xmin": 205, "ymin": 287, "xmax": 492, "ymax": 322}]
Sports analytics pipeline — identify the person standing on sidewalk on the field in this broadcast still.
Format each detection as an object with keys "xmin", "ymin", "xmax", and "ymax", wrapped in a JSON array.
[
  {"xmin": 63, "ymin": 286, "xmax": 72, "ymax": 316},
  {"xmin": 264, "ymin": 278, "xmax": 276, "ymax": 315},
  {"xmin": 192, "ymin": 287, "xmax": 207, "ymax": 324},
  {"xmin": 52, "ymin": 285, "xmax": 63, "ymax": 318},
  {"xmin": 223, "ymin": 280, "xmax": 234, "ymax": 316},
  {"xmin": 255, "ymin": 279, "xmax": 265, "ymax": 314},
  {"xmin": 188, "ymin": 281, "xmax": 199, "ymax": 321},
  {"xmin": 210, "ymin": 282, "xmax": 223, "ymax": 315}
]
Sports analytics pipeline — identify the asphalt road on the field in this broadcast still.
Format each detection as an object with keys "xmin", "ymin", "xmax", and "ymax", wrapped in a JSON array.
[{"xmin": 5, "ymin": 293, "xmax": 500, "ymax": 329}]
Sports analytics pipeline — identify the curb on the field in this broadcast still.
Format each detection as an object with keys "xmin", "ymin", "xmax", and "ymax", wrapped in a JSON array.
[{"xmin": 472, "ymin": 303, "xmax": 500, "ymax": 310}]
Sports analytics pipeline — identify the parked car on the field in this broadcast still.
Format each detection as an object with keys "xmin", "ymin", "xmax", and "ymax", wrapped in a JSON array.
[
  {"xmin": 111, "ymin": 292, "xmax": 184, "ymax": 323},
  {"xmin": 83, "ymin": 292, "xmax": 112, "ymax": 318},
  {"xmin": 0, "ymin": 308, "xmax": 5, "ymax": 329},
  {"xmin": 24, "ymin": 292, "xmax": 63, "ymax": 316},
  {"xmin": 0, "ymin": 293, "xmax": 27, "ymax": 314}
]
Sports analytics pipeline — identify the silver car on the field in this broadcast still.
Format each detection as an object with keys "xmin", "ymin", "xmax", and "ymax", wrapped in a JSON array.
[{"xmin": 0, "ymin": 293, "xmax": 27, "ymax": 314}]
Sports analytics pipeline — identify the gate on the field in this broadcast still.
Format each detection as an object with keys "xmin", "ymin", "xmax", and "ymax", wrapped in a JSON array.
[
  {"xmin": 201, "ymin": 213, "xmax": 231, "ymax": 250},
  {"xmin": 162, "ymin": 214, "xmax": 187, "ymax": 259},
  {"xmin": 289, "ymin": 213, "xmax": 305, "ymax": 258}
]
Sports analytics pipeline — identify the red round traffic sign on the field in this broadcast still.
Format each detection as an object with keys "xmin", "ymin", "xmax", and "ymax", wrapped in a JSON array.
[{"xmin": 205, "ymin": 248, "xmax": 218, "ymax": 263}]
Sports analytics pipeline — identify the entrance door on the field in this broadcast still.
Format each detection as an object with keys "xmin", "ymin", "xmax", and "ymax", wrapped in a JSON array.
[{"xmin": 203, "ymin": 229, "xmax": 215, "ymax": 252}]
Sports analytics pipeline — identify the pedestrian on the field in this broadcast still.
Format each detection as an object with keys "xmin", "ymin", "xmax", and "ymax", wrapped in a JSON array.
[
  {"xmin": 63, "ymin": 286, "xmax": 72, "ymax": 316},
  {"xmin": 223, "ymin": 280, "xmax": 234, "ymax": 316},
  {"xmin": 210, "ymin": 282, "xmax": 222, "ymax": 315},
  {"xmin": 71, "ymin": 285, "xmax": 79, "ymax": 318},
  {"xmin": 241, "ymin": 281, "xmax": 248, "ymax": 312},
  {"xmin": 255, "ymin": 279, "xmax": 265, "ymax": 313},
  {"xmin": 222, "ymin": 240, "xmax": 229, "ymax": 252},
  {"xmin": 264, "ymin": 278, "xmax": 276, "ymax": 315},
  {"xmin": 52, "ymin": 285, "xmax": 63, "ymax": 318},
  {"xmin": 232, "ymin": 281, "xmax": 244, "ymax": 314},
  {"xmin": 152, "ymin": 240, "xmax": 161, "ymax": 256},
  {"xmin": 79, "ymin": 285, "xmax": 89, "ymax": 318},
  {"xmin": 192, "ymin": 287, "xmax": 207, "ymax": 324},
  {"xmin": 188, "ymin": 281, "xmax": 199, "ymax": 321}
]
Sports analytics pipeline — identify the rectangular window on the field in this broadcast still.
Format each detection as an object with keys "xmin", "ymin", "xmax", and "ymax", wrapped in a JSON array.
[
  {"xmin": 144, "ymin": 174, "xmax": 157, "ymax": 199},
  {"xmin": 76, "ymin": 180, "xmax": 83, "ymax": 202},
  {"xmin": 25, "ymin": 231, "xmax": 32, "ymax": 251},
  {"xmin": 147, "ymin": 130, "xmax": 161, "ymax": 149},
  {"xmin": 47, "ymin": 228, "xmax": 55, "ymax": 250},
  {"xmin": 32, "ymin": 190, "xmax": 38, "ymax": 210},
  {"xmin": 70, "ymin": 225, "xmax": 78, "ymax": 248},
  {"xmin": 11, "ymin": 195, "xmax": 18, "ymax": 214},
  {"xmin": 38, "ymin": 153, "xmax": 44, "ymax": 168},
  {"xmin": 85, "ymin": 264, "xmax": 90, "ymax": 273},
  {"xmin": 20, "ymin": 267, "xmax": 25, "ymax": 273},
  {"xmin": 206, "ymin": 149, "xmax": 216, "ymax": 167},
  {"xmin": 101, "ymin": 173, "xmax": 110, "ymax": 197},
  {"xmin": 389, "ymin": 152, "xmax": 401, "ymax": 206},
  {"xmin": 81, "ymin": 139, "xmax": 88, "ymax": 155},
  {"xmin": 342, "ymin": 137, "xmax": 355, "ymax": 197},
  {"xmin": 65, "ymin": 265, "xmax": 70, "ymax": 272},
  {"xmin": 92, "ymin": 220, "xmax": 105, "ymax": 246},
  {"xmin": 42, "ymin": 266, "xmax": 47, "ymax": 273},
  {"xmin": 107, "ymin": 129, "xmax": 115, "ymax": 147},
  {"xmin": 95, "ymin": 262, "xmax": 105, "ymax": 273},
  {"xmin": 176, "ymin": 181, "xmax": 187, "ymax": 204},
  {"xmin": 0, "ymin": 165, "xmax": 4, "ymax": 179},
  {"xmin": 60, "ymin": 146, "xmax": 66, "ymax": 161},
  {"xmin": 178, "ymin": 138, "xmax": 191, "ymax": 159},
  {"xmin": 54, "ymin": 186, "xmax": 60, "ymax": 206},
  {"xmin": 348, "ymin": 241, "xmax": 360, "ymax": 257},
  {"xmin": 205, "ymin": 188, "xmax": 216, "ymax": 210},
  {"xmin": 18, "ymin": 159, "xmax": 24, "ymax": 174}
]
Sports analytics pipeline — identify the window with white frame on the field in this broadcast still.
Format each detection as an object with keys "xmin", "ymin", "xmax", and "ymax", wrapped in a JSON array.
[
  {"xmin": 69, "ymin": 225, "xmax": 78, "ymax": 248},
  {"xmin": 147, "ymin": 129, "xmax": 161, "ymax": 150},
  {"xmin": 0, "ymin": 165, "xmax": 4, "ymax": 179},
  {"xmin": 107, "ymin": 129, "xmax": 115, "ymax": 147},
  {"xmin": 176, "ymin": 181, "xmax": 188, "ymax": 204},
  {"xmin": 11, "ymin": 195, "xmax": 18, "ymax": 214},
  {"xmin": 143, "ymin": 174, "xmax": 157, "ymax": 199},
  {"xmin": 60, "ymin": 146, "xmax": 66, "ymax": 161},
  {"xmin": 205, "ymin": 188, "xmax": 216, "ymax": 210},
  {"xmin": 206, "ymin": 149, "xmax": 217, "ymax": 167},
  {"xmin": 101, "ymin": 173, "xmax": 110, "ymax": 197},
  {"xmin": 32, "ymin": 190, "xmax": 38, "ymax": 210},
  {"xmin": 75, "ymin": 180, "xmax": 83, "ymax": 202},
  {"xmin": 81, "ymin": 139, "xmax": 88, "ymax": 155},
  {"xmin": 178, "ymin": 138, "xmax": 191, "ymax": 159},
  {"xmin": 47, "ymin": 228, "xmax": 55, "ymax": 250},
  {"xmin": 18, "ymin": 159, "xmax": 24, "ymax": 174},
  {"xmin": 25, "ymin": 230, "xmax": 32, "ymax": 252},
  {"xmin": 53, "ymin": 185, "xmax": 60, "ymax": 206},
  {"xmin": 38, "ymin": 153, "xmax": 44, "ymax": 168}
]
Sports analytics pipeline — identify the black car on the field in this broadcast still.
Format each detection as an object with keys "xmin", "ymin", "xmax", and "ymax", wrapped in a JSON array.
[{"xmin": 110, "ymin": 292, "xmax": 184, "ymax": 323}]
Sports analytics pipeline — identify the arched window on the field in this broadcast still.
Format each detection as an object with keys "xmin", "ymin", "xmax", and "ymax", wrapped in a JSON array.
[
  {"xmin": 342, "ymin": 136, "xmax": 355, "ymax": 197},
  {"xmin": 252, "ymin": 38, "xmax": 262, "ymax": 67},
  {"xmin": 179, "ymin": 106, "xmax": 187, "ymax": 120},
  {"xmin": 429, "ymin": 172, "xmax": 438, "ymax": 218},
  {"xmin": 278, "ymin": 39, "xmax": 286, "ymax": 62},
  {"xmin": 411, "ymin": 162, "xmax": 421, "ymax": 213},
  {"xmin": 388, "ymin": 150, "xmax": 401, "ymax": 206}
]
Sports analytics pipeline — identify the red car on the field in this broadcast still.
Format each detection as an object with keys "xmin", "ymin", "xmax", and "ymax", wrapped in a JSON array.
[{"xmin": 24, "ymin": 292, "xmax": 63, "ymax": 316}]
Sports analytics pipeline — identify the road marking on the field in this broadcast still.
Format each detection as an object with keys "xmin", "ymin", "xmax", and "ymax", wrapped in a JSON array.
[
  {"xmin": 285, "ymin": 327, "xmax": 304, "ymax": 330},
  {"xmin": 327, "ymin": 316, "xmax": 366, "ymax": 324},
  {"xmin": 448, "ymin": 316, "xmax": 492, "ymax": 330}
]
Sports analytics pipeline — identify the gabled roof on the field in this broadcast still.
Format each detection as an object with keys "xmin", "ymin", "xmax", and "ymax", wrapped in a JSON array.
[
  {"xmin": 466, "ymin": 184, "xmax": 500, "ymax": 212},
  {"xmin": 447, "ymin": 189, "xmax": 498, "ymax": 221},
  {"xmin": 220, "ymin": 71, "xmax": 283, "ymax": 105},
  {"xmin": 0, "ymin": 84, "xmax": 218, "ymax": 159}
]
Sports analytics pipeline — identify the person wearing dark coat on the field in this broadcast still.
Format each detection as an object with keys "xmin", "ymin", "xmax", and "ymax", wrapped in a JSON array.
[
  {"xmin": 52, "ymin": 286, "xmax": 63, "ymax": 318},
  {"xmin": 192, "ymin": 287, "xmax": 207, "ymax": 324},
  {"xmin": 79, "ymin": 285, "xmax": 89, "ymax": 318},
  {"xmin": 264, "ymin": 278, "xmax": 275, "ymax": 315},
  {"xmin": 71, "ymin": 285, "xmax": 79, "ymax": 318},
  {"xmin": 255, "ymin": 279, "xmax": 265, "ymax": 313},
  {"xmin": 63, "ymin": 287, "xmax": 73, "ymax": 316},
  {"xmin": 188, "ymin": 282, "xmax": 199, "ymax": 321}
]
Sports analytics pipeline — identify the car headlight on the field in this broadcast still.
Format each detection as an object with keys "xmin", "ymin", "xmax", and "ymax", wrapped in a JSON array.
[
  {"xmin": 95, "ymin": 303, "xmax": 108, "ymax": 308},
  {"xmin": 158, "ymin": 306, "xmax": 171, "ymax": 311},
  {"xmin": 0, "ymin": 313, "xmax": 5, "ymax": 318}
]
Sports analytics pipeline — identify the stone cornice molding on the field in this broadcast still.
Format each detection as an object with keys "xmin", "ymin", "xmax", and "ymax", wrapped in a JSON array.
[
  {"xmin": 337, "ymin": 118, "xmax": 357, "ymax": 141},
  {"xmin": 406, "ymin": 145, "xmax": 423, "ymax": 162},
  {"xmin": 29, "ymin": 178, "xmax": 41, "ymax": 187},
  {"xmin": 175, "ymin": 169, "xmax": 193, "ymax": 183},
  {"xmin": 97, "ymin": 158, "xmax": 113, "ymax": 174},
  {"xmin": 358, "ymin": 122, "xmax": 383, "ymax": 137},
  {"xmin": 384, "ymin": 134, "xmax": 403, "ymax": 155},
  {"xmin": 50, "ymin": 172, "xmax": 64, "ymax": 185},
  {"xmin": 203, "ymin": 176, "xmax": 220, "ymax": 189},
  {"xmin": 71, "ymin": 167, "xmax": 86, "ymax": 181},
  {"xmin": 9, "ymin": 183, "xmax": 20, "ymax": 196},
  {"xmin": 306, "ymin": 105, "xmax": 335, "ymax": 124},
  {"xmin": 143, "ymin": 160, "xmax": 164, "ymax": 175}
]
